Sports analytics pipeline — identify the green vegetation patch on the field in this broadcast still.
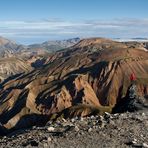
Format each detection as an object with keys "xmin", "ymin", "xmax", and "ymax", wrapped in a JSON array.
[{"xmin": 49, "ymin": 104, "xmax": 112, "ymax": 121}]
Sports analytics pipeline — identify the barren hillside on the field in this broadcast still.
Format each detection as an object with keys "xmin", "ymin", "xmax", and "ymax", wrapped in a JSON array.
[{"xmin": 0, "ymin": 38, "xmax": 148, "ymax": 133}]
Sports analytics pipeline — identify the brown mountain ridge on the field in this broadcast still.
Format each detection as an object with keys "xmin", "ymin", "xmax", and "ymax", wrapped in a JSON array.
[{"xmin": 0, "ymin": 38, "xmax": 148, "ymax": 133}]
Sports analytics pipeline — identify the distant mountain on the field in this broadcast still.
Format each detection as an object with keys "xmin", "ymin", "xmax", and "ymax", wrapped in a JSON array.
[
  {"xmin": 0, "ymin": 37, "xmax": 81, "ymax": 82},
  {"xmin": 0, "ymin": 36, "xmax": 80, "ymax": 57},
  {"xmin": 29, "ymin": 37, "xmax": 80, "ymax": 52},
  {"xmin": 113, "ymin": 38, "xmax": 148, "ymax": 51},
  {"xmin": 0, "ymin": 57, "xmax": 32, "ymax": 82},
  {"xmin": 130, "ymin": 37, "xmax": 148, "ymax": 41},
  {"xmin": 0, "ymin": 37, "xmax": 46, "ymax": 81},
  {"xmin": 0, "ymin": 36, "xmax": 16, "ymax": 46},
  {"xmin": 0, "ymin": 36, "xmax": 27, "ymax": 57},
  {"xmin": 114, "ymin": 38, "xmax": 148, "ymax": 42}
]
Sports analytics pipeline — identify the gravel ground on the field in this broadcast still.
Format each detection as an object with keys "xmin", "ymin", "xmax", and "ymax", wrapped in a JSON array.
[{"xmin": 0, "ymin": 110, "xmax": 148, "ymax": 148}]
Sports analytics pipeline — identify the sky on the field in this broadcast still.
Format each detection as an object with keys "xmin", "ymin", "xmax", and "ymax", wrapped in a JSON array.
[{"xmin": 0, "ymin": 0, "xmax": 148, "ymax": 44}]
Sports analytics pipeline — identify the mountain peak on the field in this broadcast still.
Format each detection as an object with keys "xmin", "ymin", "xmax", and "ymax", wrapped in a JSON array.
[
  {"xmin": 0, "ymin": 36, "xmax": 16, "ymax": 46},
  {"xmin": 74, "ymin": 37, "xmax": 113, "ymax": 48}
]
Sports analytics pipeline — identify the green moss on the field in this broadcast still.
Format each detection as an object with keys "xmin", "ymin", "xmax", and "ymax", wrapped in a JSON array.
[
  {"xmin": 49, "ymin": 113, "xmax": 58, "ymax": 120},
  {"xmin": 49, "ymin": 104, "xmax": 113, "ymax": 121},
  {"xmin": 96, "ymin": 106, "xmax": 112, "ymax": 115}
]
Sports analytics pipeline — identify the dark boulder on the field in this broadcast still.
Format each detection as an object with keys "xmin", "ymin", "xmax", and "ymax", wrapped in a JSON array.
[
  {"xmin": 0, "ymin": 123, "xmax": 8, "ymax": 136},
  {"xmin": 113, "ymin": 83, "xmax": 148, "ymax": 113}
]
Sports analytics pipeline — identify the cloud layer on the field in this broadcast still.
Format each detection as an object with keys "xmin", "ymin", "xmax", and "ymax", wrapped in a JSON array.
[{"xmin": 0, "ymin": 18, "xmax": 148, "ymax": 44}]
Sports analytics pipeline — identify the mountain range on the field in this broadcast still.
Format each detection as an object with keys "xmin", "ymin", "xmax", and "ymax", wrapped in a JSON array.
[
  {"xmin": 29, "ymin": 37, "xmax": 80, "ymax": 53},
  {"xmin": 0, "ymin": 37, "xmax": 81, "ymax": 81},
  {"xmin": 0, "ymin": 36, "xmax": 80, "ymax": 56},
  {"xmin": 0, "ymin": 37, "xmax": 147, "ymax": 133}
]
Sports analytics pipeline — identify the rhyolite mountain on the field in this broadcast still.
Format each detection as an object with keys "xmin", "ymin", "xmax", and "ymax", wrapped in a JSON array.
[
  {"xmin": 0, "ymin": 36, "xmax": 27, "ymax": 57},
  {"xmin": 0, "ymin": 38, "xmax": 148, "ymax": 133},
  {"xmin": 0, "ymin": 57, "xmax": 32, "ymax": 82},
  {"xmin": 29, "ymin": 37, "xmax": 80, "ymax": 53},
  {"xmin": 0, "ymin": 37, "xmax": 80, "ymax": 83},
  {"xmin": 0, "ymin": 36, "xmax": 80, "ymax": 57},
  {"xmin": 0, "ymin": 37, "xmax": 33, "ymax": 82}
]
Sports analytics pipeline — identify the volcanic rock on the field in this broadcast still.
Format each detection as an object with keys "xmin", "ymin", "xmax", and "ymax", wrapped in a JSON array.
[{"xmin": 0, "ymin": 38, "xmax": 148, "ymax": 132}]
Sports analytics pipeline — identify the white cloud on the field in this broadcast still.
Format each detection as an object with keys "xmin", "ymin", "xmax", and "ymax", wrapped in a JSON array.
[{"xmin": 0, "ymin": 18, "xmax": 148, "ymax": 44}]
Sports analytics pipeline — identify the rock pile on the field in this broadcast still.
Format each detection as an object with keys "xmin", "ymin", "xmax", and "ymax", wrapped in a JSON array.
[
  {"xmin": 0, "ymin": 111, "xmax": 147, "ymax": 148},
  {"xmin": 113, "ymin": 83, "xmax": 148, "ymax": 113}
]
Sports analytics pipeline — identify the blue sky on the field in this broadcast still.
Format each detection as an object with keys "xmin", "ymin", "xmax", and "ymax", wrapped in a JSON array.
[{"xmin": 0, "ymin": 0, "xmax": 148, "ymax": 44}]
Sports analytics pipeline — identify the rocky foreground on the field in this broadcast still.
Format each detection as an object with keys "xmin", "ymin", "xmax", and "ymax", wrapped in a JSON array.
[{"xmin": 0, "ymin": 110, "xmax": 148, "ymax": 148}]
